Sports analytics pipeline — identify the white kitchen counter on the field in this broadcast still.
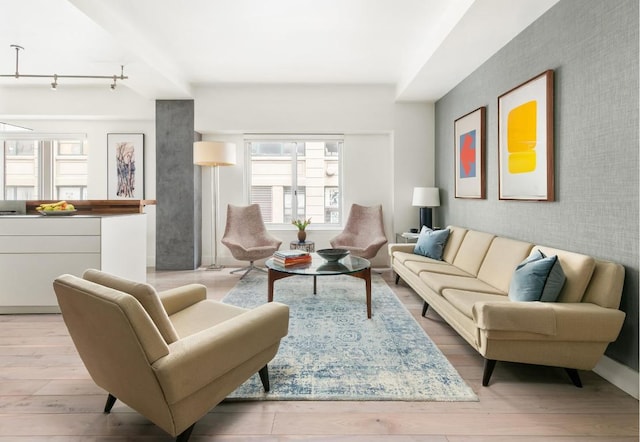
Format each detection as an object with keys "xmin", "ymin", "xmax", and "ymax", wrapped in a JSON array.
[{"xmin": 0, "ymin": 213, "xmax": 147, "ymax": 313}]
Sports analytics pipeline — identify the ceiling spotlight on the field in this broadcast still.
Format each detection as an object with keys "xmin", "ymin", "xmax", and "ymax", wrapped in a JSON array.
[{"xmin": 1, "ymin": 45, "xmax": 128, "ymax": 89}]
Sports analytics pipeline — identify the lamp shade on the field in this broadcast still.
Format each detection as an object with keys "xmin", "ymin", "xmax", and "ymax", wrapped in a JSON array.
[
  {"xmin": 412, "ymin": 187, "xmax": 440, "ymax": 207},
  {"xmin": 193, "ymin": 141, "xmax": 236, "ymax": 166}
]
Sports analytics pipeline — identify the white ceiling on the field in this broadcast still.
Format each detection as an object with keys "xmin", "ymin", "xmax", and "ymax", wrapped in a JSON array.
[{"xmin": 0, "ymin": 0, "xmax": 559, "ymax": 101}]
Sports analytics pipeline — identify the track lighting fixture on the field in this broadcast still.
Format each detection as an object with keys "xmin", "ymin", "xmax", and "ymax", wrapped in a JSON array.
[{"xmin": 1, "ymin": 44, "xmax": 128, "ymax": 90}]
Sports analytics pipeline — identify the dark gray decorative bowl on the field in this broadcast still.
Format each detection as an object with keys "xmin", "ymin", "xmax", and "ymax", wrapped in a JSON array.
[{"xmin": 317, "ymin": 248, "xmax": 350, "ymax": 262}]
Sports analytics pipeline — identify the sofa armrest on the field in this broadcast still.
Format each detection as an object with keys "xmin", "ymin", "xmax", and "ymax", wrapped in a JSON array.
[
  {"xmin": 472, "ymin": 301, "xmax": 557, "ymax": 335},
  {"xmin": 473, "ymin": 301, "xmax": 625, "ymax": 341},
  {"xmin": 387, "ymin": 243, "xmax": 416, "ymax": 265},
  {"xmin": 159, "ymin": 284, "xmax": 207, "ymax": 315},
  {"xmin": 152, "ymin": 302, "xmax": 289, "ymax": 404}
]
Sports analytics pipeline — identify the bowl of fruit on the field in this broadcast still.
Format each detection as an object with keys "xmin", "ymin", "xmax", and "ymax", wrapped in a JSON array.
[{"xmin": 37, "ymin": 201, "xmax": 77, "ymax": 216}]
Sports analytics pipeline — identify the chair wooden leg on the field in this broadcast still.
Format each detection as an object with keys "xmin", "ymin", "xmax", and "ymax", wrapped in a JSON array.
[
  {"xmin": 176, "ymin": 423, "xmax": 195, "ymax": 442},
  {"xmin": 482, "ymin": 359, "xmax": 497, "ymax": 386},
  {"xmin": 565, "ymin": 368, "xmax": 583, "ymax": 388},
  {"xmin": 259, "ymin": 365, "xmax": 270, "ymax": 392},
  {"xmin": 395, "ymin": 274, "xmax": 400, "ymax": 284},
  {"xmin": 103, "ymin": 393, "xmax": 117, "ymax": 413},
  {"xmin": 421, "ymin": 301, "xmax": 429, "ymax": 317}
]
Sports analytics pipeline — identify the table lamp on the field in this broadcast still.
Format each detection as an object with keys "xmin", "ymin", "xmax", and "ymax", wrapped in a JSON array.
[
  {"xmin": 194, "ymin": 141, "xmax": 236, "ymax": 270},
  {"xmin": 412, "ymin": 187, "xmax": 440, "ymax": 230}
]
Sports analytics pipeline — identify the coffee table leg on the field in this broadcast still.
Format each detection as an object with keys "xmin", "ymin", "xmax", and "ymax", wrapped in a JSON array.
[
  {"xmin": 349, "ymin": 266, "xmax": 372, "ymax": 319},
  {"xmin": 313, "ymin": 275, "xmax": 317, "ymax": 294},
  {"xmin": 268, "ymin": 269, "xmax": 275, "ymax": 302},
  {"xmin": 365, "ymin": 267, "xmax": 372, "ymax": 319},
  {"xmin": 268, "ymin": 268, "xmax": 295, "ymax": 302}
]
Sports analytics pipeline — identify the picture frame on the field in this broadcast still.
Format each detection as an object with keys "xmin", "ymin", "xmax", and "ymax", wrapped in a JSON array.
[
  {"xmin": 107, "ymin": 133, "xmax": 145, "ymax": 199},
  {"xmin": 498, "ymin": 70, "xmax": 554, "ymax": 201},
  {"xmin": 454, "ymin": 106, "xmax": 486, "ymax": 199}
]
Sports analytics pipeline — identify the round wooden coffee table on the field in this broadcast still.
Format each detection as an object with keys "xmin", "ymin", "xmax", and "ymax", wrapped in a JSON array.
[{"xmin": 265, "ymin": 253, "xmax": 372, "ymax": 319}]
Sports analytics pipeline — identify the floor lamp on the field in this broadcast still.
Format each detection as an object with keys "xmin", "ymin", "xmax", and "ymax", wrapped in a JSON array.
[
  {"xmin": 193, "ymin": 141, "xmax": 236, "ymax": 270},
  {"xmin": 412, "ymin": 187, "xmax": 440, "ymax": 230}
]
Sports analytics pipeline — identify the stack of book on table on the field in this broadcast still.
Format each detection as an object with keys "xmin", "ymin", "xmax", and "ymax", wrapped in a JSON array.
[{"xmin": 272, "ymin": 250, "xmax": 312, "ymax": 266}]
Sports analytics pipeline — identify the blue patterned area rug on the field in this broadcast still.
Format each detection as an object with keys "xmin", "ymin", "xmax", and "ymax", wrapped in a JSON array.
[{"xmin": 223, "ymin": 272, "xmax": 477, "ymax": 401}]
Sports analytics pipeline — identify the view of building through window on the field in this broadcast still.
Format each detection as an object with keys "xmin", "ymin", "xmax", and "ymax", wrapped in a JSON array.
[
  {"xmin": 1, "ymin": 135, "xmax": 88, "ymax": 200},
  {"xmin": 248, "ymin": 138, "xmax": 342, "ymax": 226}
]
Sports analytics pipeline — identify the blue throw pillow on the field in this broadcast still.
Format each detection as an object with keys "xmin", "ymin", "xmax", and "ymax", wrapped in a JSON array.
[
  {"xmin": 509, "ymin": 250, "xmax": 566, "ymax": 302},
  {"xmin": 413, "ymin": 228, "xmax": 450, "ymax": 260}
]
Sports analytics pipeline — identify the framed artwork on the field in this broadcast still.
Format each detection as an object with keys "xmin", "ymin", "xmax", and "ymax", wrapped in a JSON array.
[
  {"xmin": 107, "ymin": 133, "xmax": 145, "ymax": 199},
  {"xmin": 454, "ymin": 106, "xmax": 486, "ymax": 199},
  {"xmin": 498, "ymin": 70, "xmax": 554, "ymax": 201}
]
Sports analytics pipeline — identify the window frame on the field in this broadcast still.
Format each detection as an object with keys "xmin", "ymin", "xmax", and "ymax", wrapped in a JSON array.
[
  {"xmin": 0, "ymin": 133, "xmax": 88, "ymax": 201},
  {"xmin": 245, "ymin": 134, "xmax": 343, "ymax": 229}
]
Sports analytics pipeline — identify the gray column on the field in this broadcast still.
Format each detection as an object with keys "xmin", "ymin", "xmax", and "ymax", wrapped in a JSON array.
[{"xmin": 155, "ymin": 100, "xmax": 202, "ymax": 270}]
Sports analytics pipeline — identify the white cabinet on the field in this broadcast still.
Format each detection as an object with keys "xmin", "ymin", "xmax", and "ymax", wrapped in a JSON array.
[{"xmin": 0, "ymin": 214, "xmax": 146, "ymax": 313}]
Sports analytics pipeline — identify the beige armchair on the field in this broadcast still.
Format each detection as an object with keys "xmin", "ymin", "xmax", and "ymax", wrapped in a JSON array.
[
  {"xmin": 53, "ymin": 269, "xmax": 289, "ymax": 442},
  {"xmin": 222, "ymin": 204, "xmax": 282, "ymax": 278},
  {"xmin": 330, "ymin": 203, "xmax": 387, "ymax": 259}
]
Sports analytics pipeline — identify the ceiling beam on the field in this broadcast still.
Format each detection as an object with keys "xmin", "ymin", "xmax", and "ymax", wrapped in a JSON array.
[{"xmin": 68, "ymin": 0, "xmax": 193, "ymax": 99}]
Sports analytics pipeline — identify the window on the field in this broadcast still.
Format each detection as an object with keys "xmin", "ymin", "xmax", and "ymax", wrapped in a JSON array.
[
  {"xmin": 1, "ymin": 134, "xmax": 88, "ymax": 200},
  {"xmin": 247, "ymin": 137, "xmax": 342, "ymax": 226}
]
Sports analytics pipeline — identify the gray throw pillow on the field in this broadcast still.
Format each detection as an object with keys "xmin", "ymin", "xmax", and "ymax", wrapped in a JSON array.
[
  {"xmin": 413, "ymin": 227, "xmax": 450, "ymax": 260},
  {"xmin": 509, "ymin": 250, "xmax": 566, "ymax": 302}
]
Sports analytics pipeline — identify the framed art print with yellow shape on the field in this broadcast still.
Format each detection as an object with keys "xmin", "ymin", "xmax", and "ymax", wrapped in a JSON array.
[{"xmin": 498, "ymin": 70, "xmax": 554, "ymax": 201}]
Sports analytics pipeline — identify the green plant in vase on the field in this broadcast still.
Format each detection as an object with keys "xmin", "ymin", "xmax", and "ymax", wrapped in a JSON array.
[{"xmin": 292, "ymin": 218, "xmax": 311, "ymax": 243}]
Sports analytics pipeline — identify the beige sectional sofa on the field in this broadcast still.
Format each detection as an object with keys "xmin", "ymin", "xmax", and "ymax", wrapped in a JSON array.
[{"xmin": 389, "ymin": 226, "xmax": 626, "ymax": 387}]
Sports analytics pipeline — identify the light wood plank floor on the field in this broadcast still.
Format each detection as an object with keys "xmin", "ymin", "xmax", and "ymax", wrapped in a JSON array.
[{"xmin": 0, "ymin": 268, "xmax": 637, "ymax": 441}]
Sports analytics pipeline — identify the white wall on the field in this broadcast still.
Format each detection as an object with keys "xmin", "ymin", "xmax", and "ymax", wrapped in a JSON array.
[
  {"xmin": 0, "ymin": 83, "xmax": 434, "ymax": 269},
  {"xmin": 194, "ymin": 84, "xmax": 433, "ymax": 267},
  {"xmin": 0, "ymin": 85, "xmax": 157, "ymax": 265}
]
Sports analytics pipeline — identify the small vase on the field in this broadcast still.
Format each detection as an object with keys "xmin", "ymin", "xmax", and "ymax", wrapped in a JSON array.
[{"xmin": 297, "ymin": 230, "xmax": 307, "ymax": 243}]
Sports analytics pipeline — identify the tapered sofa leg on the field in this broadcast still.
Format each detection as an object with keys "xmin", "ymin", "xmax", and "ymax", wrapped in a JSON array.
[
  {"xmin": 395, "ymin": 274, "xmax": 400, "ymax": 285},
  {"xmin": 565, "ymin": 368, "xmax": 583, "ymax": 388},
  {"xmin": 482, "ymin": 359, "xmax": 497, "ymax": 386},
  {"xmin": 103, "ymin": 394, "xmax": 117, "ymax": 413},
  {"xmin": 421, "ymin": 301, "xmax": 429, "ymax": 317},
  {"xmin": 176, "ymin": 423, "xmax": 195, "ymax": 442},
  {"xmin": 259, "ymin": 365, "xmax": 270, "ymax": 392}
]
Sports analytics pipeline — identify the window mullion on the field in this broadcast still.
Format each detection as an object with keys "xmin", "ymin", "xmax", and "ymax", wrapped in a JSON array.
[{"xmin": 291, "ymin": 144, "xmax": 298, "ymax": 219}]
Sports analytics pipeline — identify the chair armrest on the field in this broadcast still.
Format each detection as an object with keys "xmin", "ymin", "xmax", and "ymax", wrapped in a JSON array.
[
  {"xmin": 221, "ymin": 237, "xmax": 250, "ymax": 252},
  {"xmin": 473, "ymin": 301, "xmax": 625, "ymax": 341},
  {"xmin": 245, "ymin": 245, "xmax": 279, "ymax": 254},
  {"xmin": 152, "ymin": 302, "xmax": 290, "ymax": 404},
  {"xmin": 360, "ymin": 236, "xmax": 388, "ymax": 257},
  {"xmin": 159, "ymin": 284, "xmax": 207, "ymax": 316}
]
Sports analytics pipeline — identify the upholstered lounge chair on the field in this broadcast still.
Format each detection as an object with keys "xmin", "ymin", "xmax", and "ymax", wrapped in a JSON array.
[
  {"xmin": 222, "ymin": 204, "xmax": 282, "ymax": 278},
  {"xmin": 53, "ymin": 269, "xmax": 289, "ymax": 442},
  {"xmin": 330, "ymin": 203, "xmax": 387, "ymax": 259}
]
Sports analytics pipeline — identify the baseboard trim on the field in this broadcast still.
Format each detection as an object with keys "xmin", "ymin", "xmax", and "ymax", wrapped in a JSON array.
[{"xmin": 593, "ymin": 356, "xmax": 639, "ymax": 399}]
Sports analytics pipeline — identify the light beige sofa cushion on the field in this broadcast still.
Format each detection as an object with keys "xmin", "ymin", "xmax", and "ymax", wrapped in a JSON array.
[
  {"xmin": 582, "ymin": 261, "xmax": 625, "ymax": 308},
  {"xmin": 419, "ymin": 272, "xmax": 504, "ymax": 296},
  {"xmin": 452, "ymin": 230, "xmax": 495, "ymax": 276},
  {"xmin": 442, "ymin": 226, "xmax": 468, "ymax": 263},
  {"xmin": 405, "ymin": 260, "xmax": 474, "ymax": 277},
  {"xmin": 477, "ymin": 237, "xmax": 534, "ymax": 293}
]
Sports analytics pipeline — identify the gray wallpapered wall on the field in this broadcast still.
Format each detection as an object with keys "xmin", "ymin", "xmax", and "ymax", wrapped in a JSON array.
[{"xmin": 435, "ymin": 0, "xmax": 639, "ymax": 370}]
